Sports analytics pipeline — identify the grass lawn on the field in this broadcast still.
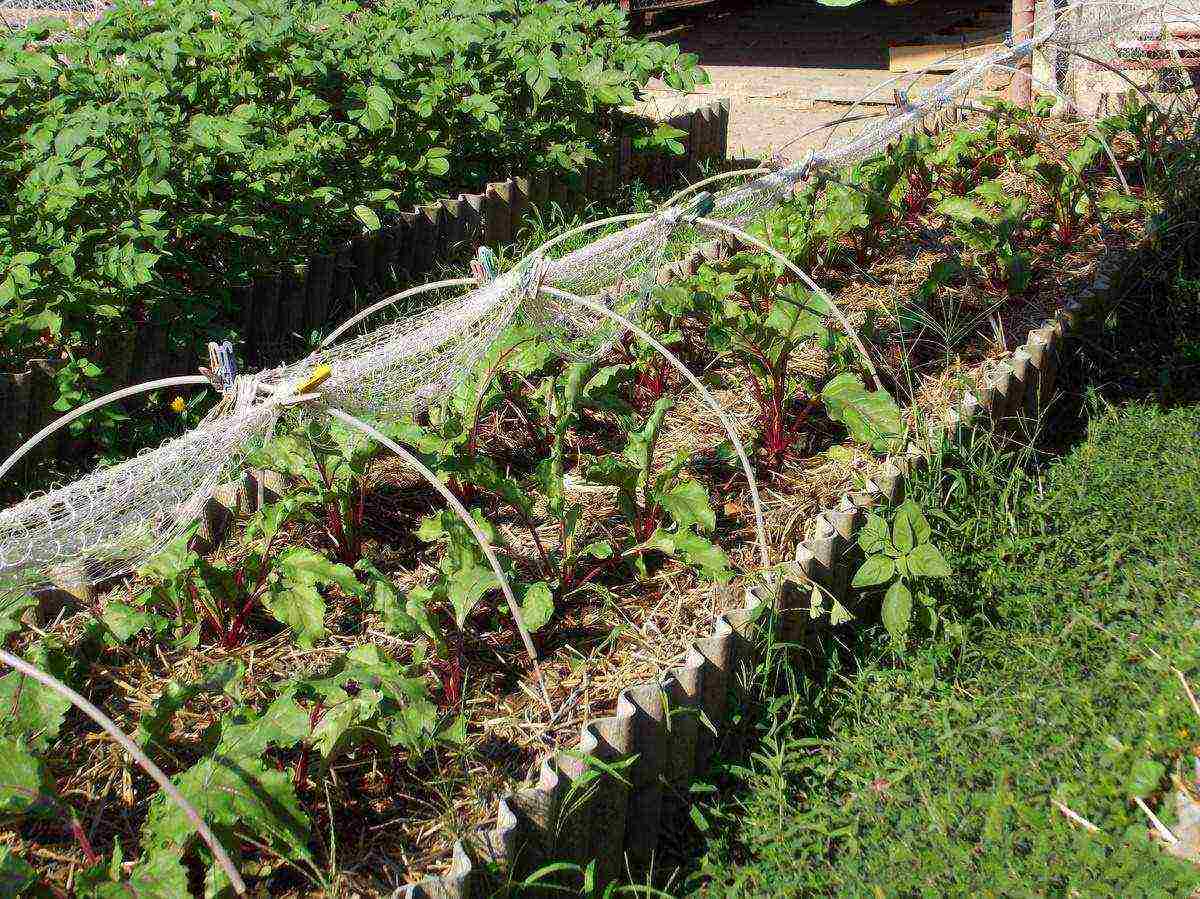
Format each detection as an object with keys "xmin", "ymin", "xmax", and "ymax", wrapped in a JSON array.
[{"xmin": 678, "ymin": 278, "xmax": 1200, "ymax": 895}]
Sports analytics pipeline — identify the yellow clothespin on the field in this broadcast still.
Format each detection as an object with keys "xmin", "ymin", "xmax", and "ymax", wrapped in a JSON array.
[{"xmin": 294, "ymin": 363, "xmax": 332, "ymax": 395}]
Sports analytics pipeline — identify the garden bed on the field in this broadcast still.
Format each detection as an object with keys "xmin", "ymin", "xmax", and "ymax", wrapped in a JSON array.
[{"xmin": 1, "ymin": 101, "xmax": 1190, "ymax": 897}]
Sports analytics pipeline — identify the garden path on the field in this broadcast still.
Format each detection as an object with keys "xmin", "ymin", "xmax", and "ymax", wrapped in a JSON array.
[{"xmin": 640, "ymin": 0, "xmax": 1011, "ymax": 161}]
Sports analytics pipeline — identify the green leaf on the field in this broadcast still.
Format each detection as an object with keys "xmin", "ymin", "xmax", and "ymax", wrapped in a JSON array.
[
  {"xmin": 415, "ymin": 513, "xmax": 450, "ymax": 544},
  {"xmin": 309, "ymin": 701, "xmax": 368, "ymax": 762},
  {"xmin": 882, "ymin": 580, "xmax": 913, "ymax": 642},
  {"xmin": 907, "ymin": 543, "xmax": 951, "ymax": 578},
  {"xmin": 671, "ymin": 531, "xmax": 732, "ymax": 582},
  {"xmin": 858, "ymin": 513, "xmax": 889, "ymax": 555},
  {"xmin": 936, "ymin": 196, "xmax": 988, "ymax": 223},
  {"xmin": 285, "ymin": 645, "xmax": 436, "ymax": 759},
  {"xmin": 446, "ymin": 563, "xmax": 499, "ymax": 628},
  {"xmin": 829, "ymin": 598, "xmax": 855, "ymax": 626},
  {"xmin": 624, "ymin": 396, "xmax": 673, "ymax": 486},
  {"xmin": 852, "ymin": 555, "xmax": 895, "ymax": 588},
  {"xmin": 892, "ymin": 507, "xmax": 915, "ymax": 554},
  {"xmin": 581, "ymin": 541, "xmax": 613, "ymax": 560},
  {"xmin": 423, "ymin": 147, "xmax": 451, "ymax": 177},
  {"xmin": 0, "ymin": 644, "xmax": 72, "ymax": 750},
  {"xmin": 140, "ymin": 536, "xmax": 199, "ymax": 583},
  {"xmin": 0, "ymin": 737, "xmax": 56, "ymax": 817},
  {"xmin": 1098, "ymin": 190, "xmax": 1141, "ymax": 214},
  {"xmin": 359, "ymin": 83, "xmax": 395, "ymax": 131},
  {"xmin": 264, "ymin": 581, "xmax": 327, "ymax": 648},
  {"xmin": 519, "ymin": 582, "xmax": 555, "ymax": 632},
  {"xmin": 972, "ymin": 179, "xmax": 1007, "ymax": 205},
  {"xmin": 583, "ymin": 455, "xmax": 640, "ymax": 502},
  {"xmin": 897, "ymin": 500, "xmax": 931, "ymax": 545},
  {"xmin": 0, "ymin": 847, "xmax": 36, "ymax": 896},
  {"xmin": 216, "ymin": 694, "xmax": 309, "ymax": 757},
  {"xmin": 821, "ymin": 372, "xmax": 904, "ymax": 452},
  {"xmin": 124, "ymin": 850, "xmax": 189, "ymax": 899},
  {"xmin": 764, "ymin": 289, "xmax": 826, "ymax": 341},
  {"xmin": 1126, "ymin": 757, "xmax": 1166, "ymax": 798},
  {"xmin": 78, "ymin": 847, "xmax": 190, "ymax": 899},
  {"xmin": 247, "ymin": 436, "xmax": 313, "ymax": 482},
  {"xmin": 371, "ymin": 573, "xmax": 437, "ymax": 641},
  {"xmin": 279, "ymin": 547, "xmax": 362, "ymax": 596},
  {"xmin": 101, "ymin": 601, "xmax": 168, "ymax": 643},
  {"xmin": 0, "ymin": 595, "xmax": 35, "ymax": 643},
  {"xmin": 143, "ymin": 755, "xmax": 311, "ymax": 866},
  {"xmin": 353, "ymin": 204, "xmax": 381, "ymax": 231},
  {"xmin": 656, "ymin": 479, "xmax": 716, "ymax": 534}
]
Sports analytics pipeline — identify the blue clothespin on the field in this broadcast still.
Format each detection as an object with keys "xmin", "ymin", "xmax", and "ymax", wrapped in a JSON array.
[
  {"xmin": 686, "ymin": 190, "xmax": 715, "ymax": 220},
  {"xmin": 205, "ymin": 341, "xmax": 238, "ymax": 393},
  {"xmin": 471, "ymin": 246, "xmax": 498, "ymax": 283}
]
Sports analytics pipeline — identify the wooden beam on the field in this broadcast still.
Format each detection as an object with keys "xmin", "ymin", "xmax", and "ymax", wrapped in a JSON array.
[{"xmin": 888, "ymin": 39, "xmax": 1001, "ymax": 73}]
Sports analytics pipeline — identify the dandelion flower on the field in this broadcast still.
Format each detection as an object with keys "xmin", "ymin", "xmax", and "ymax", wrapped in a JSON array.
[{"xmin": 170, "ymin": 396, "xmax": 186, "ymax": 414}]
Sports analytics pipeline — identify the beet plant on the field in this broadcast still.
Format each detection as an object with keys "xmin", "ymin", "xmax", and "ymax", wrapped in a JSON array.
[
  {"xmin": 1020, "ymin": 141, "xmax": 1104, "ymax": 246},
  {"xmin": 930, "ymin": 118, "xmax": 1004, "ymax": 194},
  {"xmin": 128, "ymin": 643, "xmax": 446, "ymax": 893},
  {"xmin": 132, "ymin": 499, "xmax": 364, "ymax": 649},
  {"xmin": 401, "ymin": 324, "xmax": 556, "ymax": 501},
  {"xmin": 663, "ymin": 263, "xmax": 836, "ymax": 467},
  {"xmin": 580, "ymin": 396, "xmax": 730, "ymax": 583},
  {"xmin": 889, "ymin": 132, "xmax": 937, "ymax": 220},
  {"xmin": 936, "ymin": 182, "xmax": 1033, "ymax": 296},
  {"xmin": 406, "ymin": 359, "xmax": 729, "ymax": 645}
]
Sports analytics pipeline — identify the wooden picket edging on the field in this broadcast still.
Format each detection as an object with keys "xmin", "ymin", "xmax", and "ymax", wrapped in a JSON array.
[{"xmin": 0, "ymin": 100, "xmax": 732, "ymax": 467}]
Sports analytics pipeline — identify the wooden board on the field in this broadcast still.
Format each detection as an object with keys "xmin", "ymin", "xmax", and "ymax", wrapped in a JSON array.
[{"xmin": 888, "ymin": 38, "xmax": 1002, "ymax": 73}]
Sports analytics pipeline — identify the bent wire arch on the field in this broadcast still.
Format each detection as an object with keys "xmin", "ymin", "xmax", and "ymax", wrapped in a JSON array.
[
  {"xmin": 537, "ymin": 283, "xmax": 773, "ymax": 580},
  {"xmin": 0, "ymin": 647, "xmax": 247, "ymax": 894},
  {"xmin": 0, "ymin": 375, "xmax": 214, "ymax": 481},
  {"xmin": 321, "ymin": 278, "xmax": 477, "ymax": 348}
]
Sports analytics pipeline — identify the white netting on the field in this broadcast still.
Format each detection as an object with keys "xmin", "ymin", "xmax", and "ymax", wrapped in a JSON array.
[
  {"xmin": 2, "ymin": 0, "xmax": 1198, "ymax": 600},
  {"xmin": 0, "ymin": 0, "xmax": 108, "ymax": 30}
]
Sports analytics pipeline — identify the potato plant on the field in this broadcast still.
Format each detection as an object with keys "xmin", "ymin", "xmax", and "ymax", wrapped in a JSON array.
[{"xmin": 0, "ymin": 0, "xmax": 705, "ymax": 451}]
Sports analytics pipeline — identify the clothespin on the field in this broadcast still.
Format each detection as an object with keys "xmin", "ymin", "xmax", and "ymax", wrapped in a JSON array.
[
  {"xmin": 202, "ymin": 341, "xmax": 238, "ymax": 393},
  {"xmin": 471, "ymin": 246, "xmax": 498, "ymax": 284},
  {"xmin": 294, "ymin": 363, "xmax": 332, "ymax": 395},
  {"xmin": 890, "ymin": 89, "xmax": 915, "ymax": 118},
  {"xmin": 686, "ymin": 190, "xmax": 716, "ymax": 221},
  {"xmin": 527, "ymin": 257, "xmax": 548, "ymax": 298}
]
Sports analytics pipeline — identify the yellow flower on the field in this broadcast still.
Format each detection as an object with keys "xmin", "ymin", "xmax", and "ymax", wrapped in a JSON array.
[{"xmin": 169, "ymin": 396, "xmax": 186, "ymax": 414}]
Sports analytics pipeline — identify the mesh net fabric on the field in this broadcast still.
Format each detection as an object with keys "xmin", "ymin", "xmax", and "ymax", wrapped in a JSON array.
[
  {"xmin": 1, "ymin": 0, "xmax": 108, "ymax": 30},
  {"xmin": 2, "ymin": 0, "xmax": 1198, "ymax": 599},
  {"xmin": 0, "ymin": 380, "xmax": 276, "ymax": 595}
]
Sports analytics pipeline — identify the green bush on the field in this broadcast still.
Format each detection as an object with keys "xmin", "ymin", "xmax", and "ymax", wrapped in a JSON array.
[{"xmin": 0, "ymin": 0, "xmax": 703, "ymax": 371}]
